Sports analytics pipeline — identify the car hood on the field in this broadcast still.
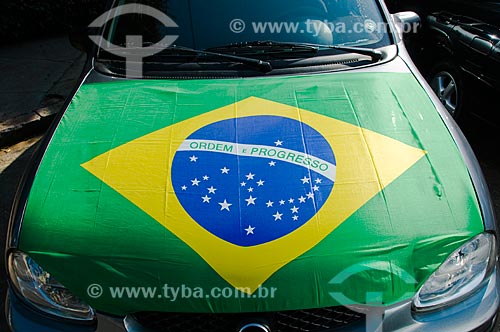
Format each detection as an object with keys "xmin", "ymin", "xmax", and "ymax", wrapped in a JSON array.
[{"xmin": 19, "ymin": 70, "xmax": 484, "ymax": 315}]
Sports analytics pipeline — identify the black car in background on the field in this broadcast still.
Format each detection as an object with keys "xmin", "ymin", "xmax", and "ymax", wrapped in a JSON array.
[{"xmin": 386, "ymin": 0, "xmax": 500, "ymax": 125}]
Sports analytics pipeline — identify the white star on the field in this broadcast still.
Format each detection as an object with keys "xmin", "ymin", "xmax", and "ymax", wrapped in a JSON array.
[
  {"xmin": 245, "ymin": 195, "xmax": 257, "ymax": 206},
  {"xmin": 202, "ymin": 195, "xmax": 211, "ymax": 203},
  {"xmin": 274, "ymin": 140, "xmax": 283, "ymax": 146},
  {"xmin": 288, "ymin": 198, "xmax": 294, "ymax": 204},
  {"xmin": 257, "ymin": 180, "xmax": 265, "ymax": 186},
  {"xmin": 219, "ymin": 200, "xmax": 232, "ymax": 211},
  {"xmin": 313, "ymin": 185, "xmax": 320, "ymax": 192},
  {"xmin": 266, "ymin": 200, "xmax": 274, "ymax": 208},
  {"xmin": 181, "ymin": 185, "xmax": 187, "ymax": 191},
  {"xmin": 298, "ymin": 196, "xmax": 306, "ymax": 203},
  {"xmin": 279, "ymin": 200, "xmax": 285, "ymax": 205},
  {"xmin": 221, "ymin": 167, "xmax": 230, "ymax": 174},
  {"xmin": 307, "ymin": 192, "xmax": 315, "ymax": 199},
  {"xmin": 248, "ymin": 187, "xmax": 254, "ymax": 193},
  {"xmin": 315, "ymin": 178, "xmax": 322, "ymax": 184},
  {"xmin": 269, "ymin": 161, "xmax": 276, "ymax": 167},
  {"xmin": 203, "ymin": 175, "xmax": 210, "ymax": 181},
  {"xmin": 293, "ymin": 215, "xmax": 299, "ymax": 221},
  {"xmin": 291, "ymin": 206, "xmax": 299, "ymax": 214},
  {"xmin": 240, "ymin": 182, "xmax": 247, "ymax": 187},
  {"xmin": 245, "ymin": 225, "xmax": 255, "ymax": 235},
  {"xmin": 273, "ymin": 211, "xmax": 283, "ymax": 221},
  {"xmin": 191, "ymin": 178, "xmax": 200, "ymax": 186},
  {"xmin": 189, "ymin": 155, "xmax": 198, "ymax": 162},
  {"xmin": 207, "ymin": 186, "xmax": 217, "ymax": 194},
  {"xmin": 301, "ymin": 176, "xmax": 310, "ymax": 184},
  {"xmin": 246, "ymin": 173, "xmax": 255, "ymax": 180}
]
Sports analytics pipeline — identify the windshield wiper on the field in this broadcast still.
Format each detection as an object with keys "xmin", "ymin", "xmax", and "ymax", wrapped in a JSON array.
[
  {"xmin": 207, "ymin": 41, "xmax": 320, "ymax": 54},
  {"xmin": 157, "ymin": 45, "xmax": 273, "ymax": 73},
  {"xmin": 208, "ymin": 40, "xmax": 383, "ymax": 62},
  {"xmin": 324, "ymin": 44, "xmax": 383, "ymax": 61}
]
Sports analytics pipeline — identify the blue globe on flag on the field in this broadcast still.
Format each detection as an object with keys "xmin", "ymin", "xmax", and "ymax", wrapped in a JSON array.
[{"xmin": 172, "ymin": 115, "xmax": 336, "ymax": 247}]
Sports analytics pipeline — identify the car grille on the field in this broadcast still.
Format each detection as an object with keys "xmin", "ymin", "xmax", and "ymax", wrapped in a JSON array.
[{"xmin": 132, "ymin": 306, "xmax": 364, "ymax": 332}]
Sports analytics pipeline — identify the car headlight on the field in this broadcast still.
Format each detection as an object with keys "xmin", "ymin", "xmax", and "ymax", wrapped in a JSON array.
[
  {"xmin": 413, "ymin": 232, "xmax": 497, "ymax": 311},
  {"xmin": 8, "ymin": 251, "xmax": 95, "ymax": 321}
]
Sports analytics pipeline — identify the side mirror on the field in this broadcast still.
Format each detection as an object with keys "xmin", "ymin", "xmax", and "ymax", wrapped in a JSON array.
[{"xmin": 392, "ymin": 11, "xmax": 421, "ymax": 35}]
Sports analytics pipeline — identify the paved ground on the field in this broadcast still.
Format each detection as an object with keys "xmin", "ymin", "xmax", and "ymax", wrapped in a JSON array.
[{"xmin": 0, "ymin": 36, "xmax": 84, "ymax": 147}]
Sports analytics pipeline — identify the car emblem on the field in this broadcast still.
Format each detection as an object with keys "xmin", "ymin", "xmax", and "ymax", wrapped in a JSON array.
[{"xmin": 239, "ymin": 323, "xmax": 271, "ymax": 332}]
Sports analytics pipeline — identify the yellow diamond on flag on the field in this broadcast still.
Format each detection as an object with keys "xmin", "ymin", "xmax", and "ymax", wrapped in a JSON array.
[{"xmin": 81, "ymin": 97, "xmax": 426, "ymax": 293}]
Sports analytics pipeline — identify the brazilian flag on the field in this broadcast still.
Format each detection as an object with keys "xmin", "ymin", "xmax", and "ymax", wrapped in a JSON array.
[{"xmin": 20, "ymin": 72, "xmax": 483, "ymax": 315}]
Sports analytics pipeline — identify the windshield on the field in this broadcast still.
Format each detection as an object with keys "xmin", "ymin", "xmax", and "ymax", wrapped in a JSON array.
[{"xmin": 97, "ymin": 0, "xmax": 393, "ymax": 73}]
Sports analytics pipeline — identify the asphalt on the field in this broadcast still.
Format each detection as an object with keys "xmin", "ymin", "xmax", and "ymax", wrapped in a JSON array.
[{"xmin": 0, "ymin": 36, "xmax": 86, "ymax": 148}]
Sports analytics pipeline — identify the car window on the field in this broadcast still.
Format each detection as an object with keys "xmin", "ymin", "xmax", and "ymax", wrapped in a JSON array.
[{"xmin": 103, "ymin": 0, "xmax": 391, "ymax": 51}]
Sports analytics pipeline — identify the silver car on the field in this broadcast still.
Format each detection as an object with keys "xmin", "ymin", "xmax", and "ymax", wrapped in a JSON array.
[{"xmin": 5, "ymin": 0, "xmax": 499, "ymax": 331}]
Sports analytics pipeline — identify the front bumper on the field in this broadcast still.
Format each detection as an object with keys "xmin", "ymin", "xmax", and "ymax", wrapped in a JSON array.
[{"xmin": 6, "ymin": 268, "xmax": 500, "ymax": 332}]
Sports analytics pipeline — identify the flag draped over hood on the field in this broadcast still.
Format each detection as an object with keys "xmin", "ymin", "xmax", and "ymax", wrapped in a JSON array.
[{"xmin": 19, "ymin": 72, "xmax": 484, "ymax": 315}]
